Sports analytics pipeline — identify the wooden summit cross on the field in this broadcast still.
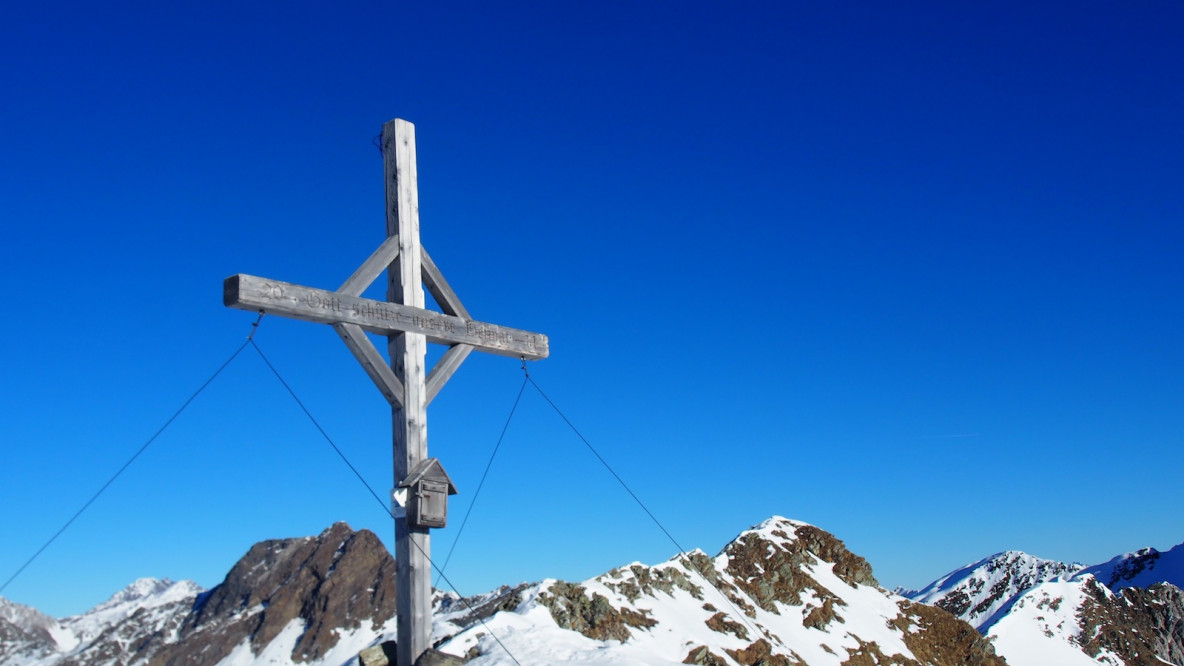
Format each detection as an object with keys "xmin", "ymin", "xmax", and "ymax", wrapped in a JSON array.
[{"xmin": 223, "ymin": 118, "xmax": 548, "ymax": 666}]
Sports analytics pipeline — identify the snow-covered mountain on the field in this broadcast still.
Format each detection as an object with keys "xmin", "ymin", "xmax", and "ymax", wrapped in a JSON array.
[
  {"xmin": 0, "ymin": 524, "xmax": 395, "ymax": 666},
  {"xmin": 905, "ymin": 540, "xmax": 1184, "ymax": 666},
  {"xmin": 61, "ymin": 578, "xmax": 203, "ymax": 649},
  {"xmin": 0, "ymin": 578, "xmax": 203, "ymax": 666},
  {"xmin": 428, "ymin": 517, "xmax": 1002, "ymax": 665},
  {"xmin": 0, "ymin": 518, "xmax": 1004, "ymax": 666},
  {"xmin": 1076, "ymin": 543, "xmax": 1184, "ymax": 592},
  {"xmin": 3, "ymin": 519, "xmax": 1181, "ymax": 666},
  {"xmin": 903, "ymin": 550, "xmax": 1085, "ymax": 630},
  {"xmin": 988, "ymin": 576, "xmax": 1184, "ymax": 666},
  {"xmin": 1, "ymin": 596, "xmax": 74, "ymax": 664}
]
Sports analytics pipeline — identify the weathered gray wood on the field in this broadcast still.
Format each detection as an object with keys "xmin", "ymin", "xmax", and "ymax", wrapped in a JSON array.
[
  {"xmin": 421, "ymin": 248, "xmax": 471, "ymax": 319},
  {"xmin": 384, "ymin": 118, "xmax": 432, "ymax": 666},
  {"xmin": 224, "ymin": 116, "xmax": 550, "ymax": 666},
  {"xmin": 338, "ymin": 234, "xmax": 401, "ymax": 297},
  {"xmin": 425, "ymin": 344, "xmax": 474, "ymax": 406},
  {"xmin": 224, "ymin": 274, "xmax": 549, "ymax": 360},
  {"xmin": 333, "ymin": 322, "xmax": 405, "ymax": 406}
]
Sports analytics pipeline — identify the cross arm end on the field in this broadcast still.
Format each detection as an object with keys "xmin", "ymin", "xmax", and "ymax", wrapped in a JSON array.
[{"xmin": 223, "ymin": 274, "xmax": 245, "ymax": 308}]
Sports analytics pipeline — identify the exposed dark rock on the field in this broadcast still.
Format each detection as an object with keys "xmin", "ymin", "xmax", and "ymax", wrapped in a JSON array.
[
  {"xmin": 840, "ymin": 639, "xmax": 913, "ymax": 666},
  {"xmin": 681, "ymin": 551, "xmax": 758, "ymax": 618},
  {"xmin": 683, "ymin": 645, "xmax": 730, "ymax": 665},
  {"xmin": 1100, "ymin": 549, "xmax": 1162, "ymax": 589},
  {"xmin": 892, "ymin": 600, "xmax": 1007, "ymax": 666},
  {"xmin": 802, "ymin": 597, "xmax": 842, "ymax": 630},
  {"xmin": 963, "ymin": 556, "xmax": 1074, "ymax": 629},
  {"xmin": 1128, "ymin": 583, "xmax": 1184, "ymax": 665},
  {"xmin": 1075, "ymin": 579, "xmax": 1184, "ymax": 666},
  {"xmin": 0, "ymin": 602, "xmax": 60, "ymax": 664},
  {"xmin": 601, "ymin": 562, "xmax": 704, "ymax": 603},
  {"xmin": 357, "ymin": 643, "xmax": 467, "ymax": 666},
  {"xmin": 934, "ymin": 587, "xmax": 972, "ymax": 618},
  {"xmin": 358, "ymin": 640, "xmax": 398, "ymax": 666},
  {"xmin": 18, "ymin": 516, "xmax": 1180, "ymax": 666},
  {"xmin": 415, "ymin": 648, "xmax": 467, "ymax": 665},
  {"xmin": 57, "ymin": 598, "xmax": 193, "ymax": 666},
  {"xmin": 910, "ymin": 550, "xmax": 1083, "ymax": 631},
  {"xmin": 536, "ymin": 581, "xmax": 657, "ymax": 642},
  {"xmin": 0, "ymin": 619, "xmax": 49, "ymax": 649},
  {"xmin": 704, "ymin": 611, "xmax": 749, "ymax": 640},
  {"xmin": 721, "ymin": 522, "xmax": 875, "ymax": 614},
  {"xmin": 536, "ymin": 519, "xmax": 1014, "ymax": 665},
  {"xmin": 436, "ymin": 584, "xmax": 529, "ymax": 634},
  {"xmin": 726, "ymin": 638, "xmax": 799, "ymax": 665},
  {"xmin": 147, "ymin": 522, "xmax": 396, "ymax": 665}
]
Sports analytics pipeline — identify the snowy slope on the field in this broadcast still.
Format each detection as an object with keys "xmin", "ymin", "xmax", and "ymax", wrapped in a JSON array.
[
  {"xmin": 987, "ymin": 574, "xmax": 1184, "ymax": 666},
  {"xmin": 181, "ymin": 517, "xmax": 998, "ymax": 666},
  {"xmin": 905, "ymin": 541, "xmax": 1184, "ymax": 633},
  {"xmin": 0, "ymin": 578, "xmax": 203, "ymax": 666},
  {"xmin": 212, "ymin": 618, "xmax": 395, "ymax": 666},
  {"xmin": 431, "ymin": 516, "xmax": 1001, "ymax": 666},
  {"xmin": 909, "ymin": 541, "xmax": 1184, "ymax": 666},
  {"xmin": 16, "ymin": 518, "xmax": 1184, "ymax": 666},
  {"xmin": 0, "ymin": 596, "xmax": 75, "ymax": 665},
  {"xmin": 206, "ymin": 517, "xmax": 998, "ymax": 666},
  {"xmin": 0, "ymin": 595, "xmax": 74, "ymax": 650},
  {"xmin": 906, "ymin": 550, "xmax": 1084, "ymax": 630},
  {"xmin": 60, "ymin": 577, "xmax": 203, "ymax": 647},
  {"xmin": 987, "ymin": 577, "xmax": 1124, "ymax": 666}
]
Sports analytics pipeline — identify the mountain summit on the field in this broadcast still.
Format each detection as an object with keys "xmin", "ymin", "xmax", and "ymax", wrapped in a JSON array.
[
  {"xmin": 904, "ymin": 550, "xmax": 1085, "ymax": 630},
  {"xmin": 472, "ymin": 516, "xmax": 1003, "ymax": 665}
]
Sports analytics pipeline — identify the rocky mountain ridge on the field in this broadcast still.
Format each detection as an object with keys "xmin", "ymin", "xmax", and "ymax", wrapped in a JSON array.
[
  {"xmin": 986, "ymin": 576, "xmax": 1184, "ymax": 666},
  {"xmin": 0, "ymin": 524, "xmax": 397, "ymax": 666},
  {"xmin": 2, "ymin": 518, "xmax": 1181, "ymax": 666},
  {"xmin": 1, "ymin": 596, "xmax": 73, "ymax": 663},
  {"xmin": 903, "ymin": 550, "xmax": 1086, "ymax": 630},
  {"xmin": 1078, "ymin": 543, "xmax": 1184, "ymax": 592},
  {"xmin": 507, "ymin": 517, "xmax": 1003, "ymax": 665},
  {"xmin": 903, "ymin": 541, "xmax": 1184, "ymax": 666}
]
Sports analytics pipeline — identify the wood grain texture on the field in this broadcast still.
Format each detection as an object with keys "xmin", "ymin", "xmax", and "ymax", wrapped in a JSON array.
[
  {"xmin": 425, "ymin": 343, "xmax": 474, "ymax": 406},
  {"xmin": 384, "ymin": 118, "xmax": 432, "ymax": 666},
  {"xmin": 420, "ymin": 247, "xmax": 471, "ymax": 319},
  {"xmin": 332, "ymin": 322, "xmax": 405, "ymax": 406},
  {"xmin": 338, "ymin": 234, "xmax": 401, "ymax": 297},
  {"xmin": 223, "ymin": 116, "xmax": 550, "ymax": 666},
  {"xmin": 225, "ymin": 274, "xmax": 549, "ymax": 360}
]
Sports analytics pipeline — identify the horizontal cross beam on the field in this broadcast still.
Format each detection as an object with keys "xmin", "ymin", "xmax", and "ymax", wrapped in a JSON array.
[{"xmin": 224, "ymin": 273, "xmax": 549, "ymax": 360}]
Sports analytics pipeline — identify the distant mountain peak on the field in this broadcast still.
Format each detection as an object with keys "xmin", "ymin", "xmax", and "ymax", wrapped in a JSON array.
[
  {"xmin": 76, "ymin": 577, "xmax": 201, "ymax": 617},
  {"xmin": 906, "ymin": 538, "xmax": 1184, "ymax": 666},
  {"xmin": 718, "ymin": 516, "xmax": 879, "ymax": 613},
  {"xmin": 0, "ymin": 595, "xmax": 75, "ymax": 659},
  {"xmin": 1076, "ymin": 541, "xmax": 1184, "ymax": 592},
  {"xmin": 906, "ymin": 549, "xmax": 1084, "ymax": 631}
]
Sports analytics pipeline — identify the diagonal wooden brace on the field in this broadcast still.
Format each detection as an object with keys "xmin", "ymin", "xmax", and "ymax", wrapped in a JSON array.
[{"xmin": 333, "ymin": 322, "xmax": 405, "ymax": 406}]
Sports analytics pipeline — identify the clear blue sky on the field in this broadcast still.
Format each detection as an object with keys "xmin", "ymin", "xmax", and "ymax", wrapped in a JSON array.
[{"xmin": 2, "ymin": 1, "xmax": 1181, "ymax": 618}]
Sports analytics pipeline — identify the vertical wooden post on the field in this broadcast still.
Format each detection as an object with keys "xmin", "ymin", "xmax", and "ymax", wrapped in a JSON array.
[{"xmin": 383, "ymin": 118, "xmax": 431, "ymax": 666}]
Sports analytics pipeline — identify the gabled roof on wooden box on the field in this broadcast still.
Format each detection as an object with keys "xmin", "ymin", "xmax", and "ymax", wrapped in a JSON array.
[{"xmin": 398, "ymin": 457, "xmax": 458, "ymax": 494}]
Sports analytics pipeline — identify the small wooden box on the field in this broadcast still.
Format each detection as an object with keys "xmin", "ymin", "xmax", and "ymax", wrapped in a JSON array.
[
  {"xmin": 412, "ymin": 479, "xmax": 450, "ymax": 529},
  {"xmin": 400, "ymin": 457, "xmax": 457, "ymax": 530}
]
